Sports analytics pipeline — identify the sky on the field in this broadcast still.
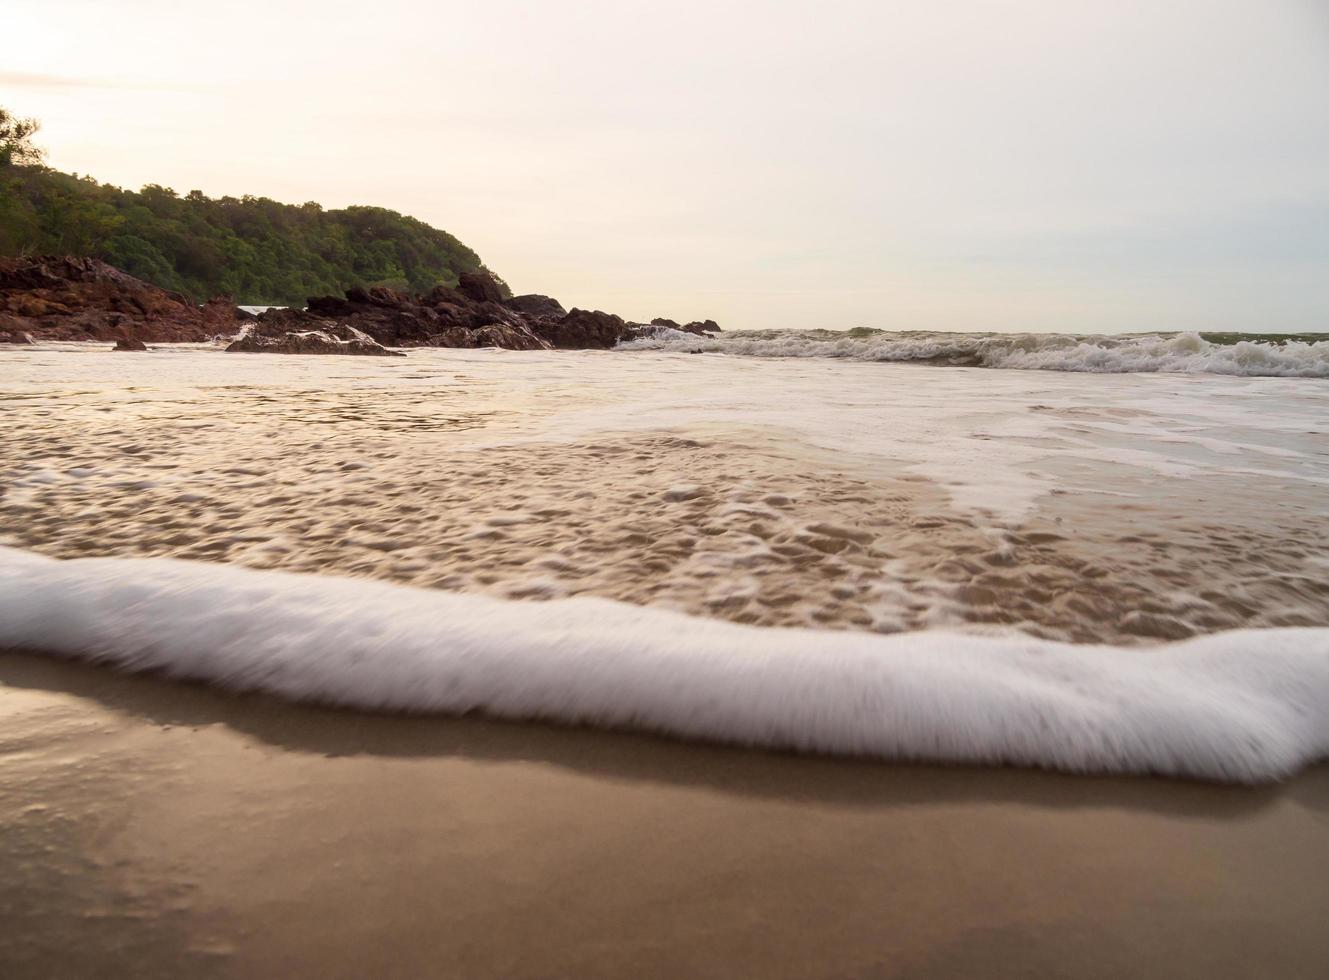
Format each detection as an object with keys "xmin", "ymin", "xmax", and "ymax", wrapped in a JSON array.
[{"xmin": 4, "ymin": 0, "xmax": 1328, "ymax": 332}]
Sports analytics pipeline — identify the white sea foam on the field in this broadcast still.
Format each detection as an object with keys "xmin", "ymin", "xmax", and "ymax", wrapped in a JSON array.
[
  {"xmin": 1, "ymin": 547, "xmax": 1326, "ymax": 783},
  {"xmin": 620, "ymin": 328, "xmax": 1329, "ymax": 377}
]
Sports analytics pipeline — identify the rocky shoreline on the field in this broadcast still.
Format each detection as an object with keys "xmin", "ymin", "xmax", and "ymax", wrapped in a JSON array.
[
  {"xmin": 0, "ymin": 256, "xmax": 247, "ymax": 345},
  {"xmin": 0, "ymin": 255, "xmax": 719, "ymax": 353}
]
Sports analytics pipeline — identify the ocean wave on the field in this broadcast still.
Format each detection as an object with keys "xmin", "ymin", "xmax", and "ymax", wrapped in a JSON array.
[
  {"xmin": 2, "ymin": 548, "xmax": 1326, "ymax": 782},
  {"xmin": 619, "ymin": 328, "xmax": 1329, "ymax": 377}
]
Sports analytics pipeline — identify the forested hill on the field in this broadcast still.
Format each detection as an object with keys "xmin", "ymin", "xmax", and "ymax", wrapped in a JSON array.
[{"xmin": 0, "ymin": 165, "xmax": 505, "ymax": 305}]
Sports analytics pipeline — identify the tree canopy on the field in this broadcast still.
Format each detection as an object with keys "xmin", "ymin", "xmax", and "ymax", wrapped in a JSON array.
[
  {"xmin": 0, "ymin": 108, "xmax": 44, "ymax": 167},
  {"xmin": 0, "ymin": 107, "xmax": 505, "ymax": 304}
]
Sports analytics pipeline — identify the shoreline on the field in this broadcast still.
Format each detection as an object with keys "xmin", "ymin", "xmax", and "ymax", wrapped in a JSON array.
[
  {"xmin": 2, "ymin": 313, "xmax": 1328, "ymax": 977},
  {"xmin": 4, "ymin": 548, "xmax": 1327, "ymax": 783},
  {"xmin": 4, "ymin": 347, "xmax": 1328, "ymax": 643},
  {"xmin": 3, "ymin": 650, "xmax": 1328, "ymax": 978}
]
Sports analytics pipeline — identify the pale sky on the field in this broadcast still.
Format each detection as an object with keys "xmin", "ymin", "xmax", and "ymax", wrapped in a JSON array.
[{"xmin": 5, "ymin": 0, "xmax": 1328, "ymax": 332}]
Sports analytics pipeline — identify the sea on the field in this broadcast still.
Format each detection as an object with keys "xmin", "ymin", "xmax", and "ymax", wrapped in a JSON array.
[{"xmin": 2, "ymin": 330, "xmax": 1327, "ymax": 781}]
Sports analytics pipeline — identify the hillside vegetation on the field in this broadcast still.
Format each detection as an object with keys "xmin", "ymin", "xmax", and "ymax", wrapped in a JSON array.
[{"xmin": 0, "ymin": 107, "xmax": 503, "ymax": 304}]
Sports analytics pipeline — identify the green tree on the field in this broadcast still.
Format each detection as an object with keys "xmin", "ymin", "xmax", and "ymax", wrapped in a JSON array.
[
  {"xmin": 0, "ymin": 107, "xmax": 43, "ymax": 166},
  {"xmin": 0, "ymin": 104, "xmax": 509, "ymax": 303}
]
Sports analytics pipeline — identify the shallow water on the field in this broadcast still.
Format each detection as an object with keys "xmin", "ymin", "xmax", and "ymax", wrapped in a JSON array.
[{"xmin": 2, "ymin": 344, "xmax": 1328, "ymax": 643}]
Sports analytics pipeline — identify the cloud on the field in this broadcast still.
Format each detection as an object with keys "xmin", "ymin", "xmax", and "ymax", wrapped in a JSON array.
[
  {"xmin": 0, "ymin": 71, "xmax": 201, "ymax": 92},
  {"xmin": 0, "ymin": 71, "xmax": 107, "ymax": 90}
]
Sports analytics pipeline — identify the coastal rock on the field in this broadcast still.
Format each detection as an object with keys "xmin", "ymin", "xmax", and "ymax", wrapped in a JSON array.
[
  {"xmin": 0, "ymin": 329, "xmax": 35, "ymax": 344},
  {"xmin": 226, "ymin": 322, "xmax": 405, "ymax": 357},
  {"xmin": 421, "ymin": 284, "xmax": 469, "ymax": 307},
  {"xmin": 506, "ymin": 294, "xmax": 567, "ymax": 318},
  {"xmin": 472, "ymin": 323, "xmax": 551, "ymax": 350},
  {"xmin": 646, "ymin": 316, "xmax": 721, "ymax": 336},
  {"xmin": 535, "ymin": 308, "xmax": 629, "ymax": 349},
  {"xmin": 1, "ymin": 254, "xmax": 718, "ymax": 353},
  {"xmin": 346, "ymin": 285, "xmax": 411, "ymax": 308},
  {"xmin": 456, "ymin": 270, "xmax": 506, "ymax": 305},
  {"xmin": 0, "ymin": 255, "xmax": 241, "ymax": 343},
  {"xmin": 113, "ymin": 337, "xmax": 148, "ymax": 351},
  {"xmin": 271, "ymin": 291, "xmax": 552, "ymax": 351},
  {"xmin": 423, "ymin": 323, "xmax": 552, "ymax": 351}
]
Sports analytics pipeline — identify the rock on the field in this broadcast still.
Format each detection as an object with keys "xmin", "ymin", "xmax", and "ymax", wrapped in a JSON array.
[
  {"xmin": 456, "ymin": 271, "xmax": 506, "ymax": 305},
  {"xmin": 506, "ymin": 294, "xmax": 567, "ymax": 318},
  {"xmin": 0, "ymin": 329, "xmax": 35, "ymax": 344},
  {"xmin": 226, "ymin": 322, "xmax": 404, "ymax": 357},
  {"xmin": 421, "ymin": 322, "xmax": 551, "ymax": 351},
  {"xmin": 472, "ymin": 323, "xmax": 551, "ymax": 350},
  {"xmin": 643, "ymin": 317, "xmax": 721, "ymax": 336},
  {"xmin": 0, "ymin": 255, "xmax": 241, "ymax": 343},
  {"xmin": 421, "ymin": 284, "xmax": 469, "ymax": 307},
  {"xmin": 305, "ymin": 294, "xmax": 358, "ymax": 318},
  {"xmin": 263, "ymin": 283, "xmax": 553, "ymax": 351},
  {"xmin": 534, "ymin": 308, "xmax": 629, "ymax": 349},
  {"xmin": 113, "ymin": 337, "xmax": 148, "ymax": 351},
  {"xmin": 1, "ymin": 254, "xmax": 717, "ymax": 354},
  {"xmin": 343, "ymin": 285, "xmax": 409, "ymax": 308}
]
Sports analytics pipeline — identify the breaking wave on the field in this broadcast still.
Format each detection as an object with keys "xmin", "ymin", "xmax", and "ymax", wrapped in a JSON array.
[
  {"xmin": 2, "ymin": 548, "xmax": 1326, "ymax": 783},
  {"xmin": 619, "ymin": 328, "xmax": 1329, "ymax": 377}
]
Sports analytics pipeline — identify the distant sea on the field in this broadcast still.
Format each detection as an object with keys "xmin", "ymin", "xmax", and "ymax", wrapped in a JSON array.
[{"xmin": 621, "ymin": 327, "xmax": 1329, "ymax": 377}]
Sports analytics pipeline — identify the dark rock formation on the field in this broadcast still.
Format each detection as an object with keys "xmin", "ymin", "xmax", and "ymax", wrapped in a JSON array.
[
  {"xmin": 0, "ymin": 256, "xmax": 242, "ymax": 343},
  {"xmin": 226, "ymin": 322, "xmax": 404, "ymax": 357},
  {"xmin": 536, "ymin": 308, "xmax": 630, "ymax": 349},
  {"xmin": 646, "ymin": 316, "xmax": 721, "ymax": 336},
  {"xmin": 255, "ymin": 272, "xmax": 633, "ymax": 351},
  {"xmin": 506, "ymin": 294, "xmax": 567, "ymax": 318},
  {"xmin": 457, "ymin": 271, "xmax": 506, "ymax": 304},
  {"xmin": 282, "ymin": 277, "xmax": 552, "ymax": 350},
  {"xmin": 0, "ymin": 329, "xmax": 34, "ymax": 344},
  {"xmin": 113, "ymin": 337, "xmax": 148, "ymax": 351},
  {"xmin": 0, "ymin": 257, "xmax": 718, "ymax": 353}
]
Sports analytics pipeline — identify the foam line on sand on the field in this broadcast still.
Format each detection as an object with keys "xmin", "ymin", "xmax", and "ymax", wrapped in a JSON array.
[{"xmin": 1, "ymin": 547, "xmax": 1326, "ymax": 782}]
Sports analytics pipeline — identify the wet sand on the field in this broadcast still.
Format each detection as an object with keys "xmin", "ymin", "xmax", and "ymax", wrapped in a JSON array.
[
  {"xmin": 4, "ymin": 347, "xmax": 1329, "ymax": 975},
  {"xmin": 3, "ymin": 652, "xmax": 1328, "ymax": 980}
]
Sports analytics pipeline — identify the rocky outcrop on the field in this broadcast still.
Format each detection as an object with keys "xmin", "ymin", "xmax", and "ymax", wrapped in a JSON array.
[
  {"xmin": 650, "ymin": 316, "xmax": 721, "ymax": 336},
  {"xmin": 113, "ymin": 337, "xmax": 148, "ymax": 351},
  {"xmin": 505, "ymin": 294, "xmax": 567, "ymax": 318},
  {"xmin": 456, "ymin": 271, "xmax": 506, "ymax": 305},
  {"xmin": 0, "ymin": 256, "xmax": 719, "ymax": 353},
  {"xmin": 273, "ymin": 281, "xmax": 552, "ymax": 350},
  {"xmin": 256, "ymin": 272, "xmax": 640, "ymax": 351},
  {"xmin": 226, "ymin": 322, "xmax": 404, "ymax": 357},
  {"xmin": 536, "ymin": 308, "xmax": 629, "ymax": 349},
  {"xmin": 0, "ymin": 256, "xmax": 242, "ymax": 342}
]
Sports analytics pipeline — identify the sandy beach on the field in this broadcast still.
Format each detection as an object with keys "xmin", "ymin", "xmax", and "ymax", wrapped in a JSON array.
[
  {"xmin": 5, "ymin": 7, "xmax": 1329, "ymax": 975},
  {"xmin": 3, "ymin": 345, "xmax": 1328, "ymax": 977},
  {"xmin": 2, "ymin": 651, "xmax": 1327, "ymax": 979}
]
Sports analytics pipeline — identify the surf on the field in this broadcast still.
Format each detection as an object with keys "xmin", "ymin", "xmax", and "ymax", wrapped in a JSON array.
[
  {"xmin": 3, "ymin": 546, "xmax": 1326, "ymax": 784},
  {"xmin": 619, "ymin": 328, "xmax": 1329, "ymax": 377}
]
